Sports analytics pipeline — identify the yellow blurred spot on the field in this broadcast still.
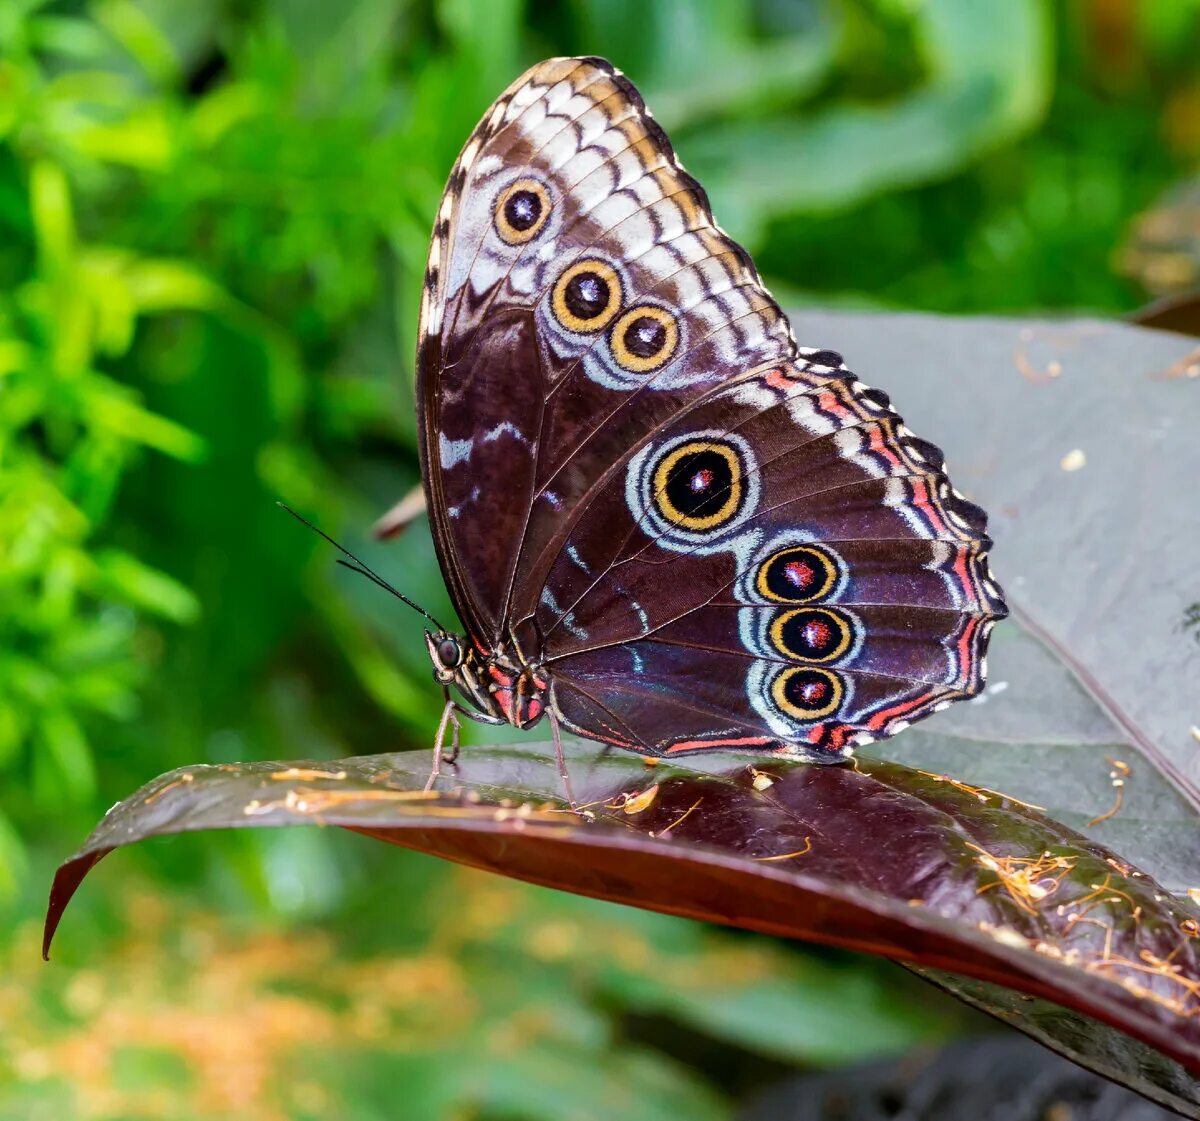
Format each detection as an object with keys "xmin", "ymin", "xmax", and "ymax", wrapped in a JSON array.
[
  {"xmin": 1060, "ymin": 449, "xmax": 1086, "ymax": 472},
  {"xmin": 753, "ymin": 838, "xmax": 812, "ymax": 862},
  {"xmin": 1164, "ymin": 83, "xmax": 1200, "ymax": 157},
  {"xmin": 983, "ymin": 925, "xmax": 1029, "ymax": 950},
  {"xmin": 269, "ymin": 768, "xmax": 347, "ymax": 782},
  {"xmin": 749, "ymin": 768, "xmax": 775, "ymax": 792},
  {"xmin": 618, "ymin": 785, "xmax": 660, "ymax": 815}
]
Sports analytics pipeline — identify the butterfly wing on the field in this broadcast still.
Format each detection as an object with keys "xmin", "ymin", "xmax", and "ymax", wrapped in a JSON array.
[
  {"xmin": 417, "ymin": 56, "xmax": 1006, "ymax": 755},
  {"xmin": 534, "ymin": 360, "xmax": 1006, "ymax": 758},
  {"xmin": 417, "ymin": 56, "xmax": 792, "ymax": 649}
]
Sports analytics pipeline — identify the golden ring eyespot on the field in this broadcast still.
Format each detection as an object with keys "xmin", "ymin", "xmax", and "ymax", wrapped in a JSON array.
[
  {"xmin": 755, "ymin": 544, "xmax": 840, "ymax": 603},
  {"xmin": 651, "ymin": 439, "xmax": 743, "ymax": 532},
  {"xmin": 494, "ymin": 179, "xmax": 551, "ymax": 245},
  {"xmin": 768, "ymin": 608, "xmax": 854, "ymax": 664},
  {"xmin": 610, "ymin": 305, "xmax": 678, "ymax": 373},
  {"xmin": 771, "ymin": 666, "xmax": 844, "ymax": 720},
  {"xmin": 551, "ymin": 259, "xmax": 622, "ymax": 333}
]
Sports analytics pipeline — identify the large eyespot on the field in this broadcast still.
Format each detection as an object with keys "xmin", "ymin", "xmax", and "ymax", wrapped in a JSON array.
[
  {"xmin": 610, "ymin": 306, "xmax": 678, "ymax": 373},
  {"xmin": 768, "ymin": 608, "xmax": 855, "ymax": 664},
  {"xmin": 756, "ymin": 544, "xmax": 842, "ymax": 604},
  {"xmin": 552, "ymin": 260, "xmax": 622, "ymax": 333},
  {"xmin": 494, "ymin": 178, "xmax": 551, "ymax": 245},
  {"xmin": 771, "ymin": 666, "xmax": 844, "ymax": 720},
  {"xmin": 652, "ymin": 439, "xmax": 745, "ymax": 532}
]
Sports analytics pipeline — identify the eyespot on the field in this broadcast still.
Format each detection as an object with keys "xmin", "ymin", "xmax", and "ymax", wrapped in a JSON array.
[
  {"xmin": 494, "ymin": 178, "xmax": 551, "ymax": 245},
  {"xmin": 802, "ymin": 349, "xmax": 844, "ymax": 369},
  {"xmin": 436, "ymin": 637, "xmax": 463, "ymax": 669},
  {"xmin": 756, "ymin": 544, "xmax": 842, "ymax": 604},
  {"xmin": 651, "ymin": 439, "xmax": 744, "ymax": 532},
  {"xmin": 610, "ymin": 306, "xmax": 678, "ymax": 373},
  {"xmin": 771, "ymin": 666, "xmax": 844, "ymax": 720},
  {"xmin": 768, "ymin": 608, "xmax": 855, "ymax": 664},
  {"xmin": 552, "ymin": 260, "xmax": 622, "ymax": 333}
]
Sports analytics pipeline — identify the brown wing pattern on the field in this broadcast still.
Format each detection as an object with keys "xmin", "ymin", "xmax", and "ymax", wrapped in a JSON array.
[
  {"xmin": 536, "ymin": 360, "xmax": 1005, "ymax": 758},
  {"xmin": 417, "ymin": 56, "xmax": 794, "ymax": 648},
  {"xmin": 416, "ymin": 56, "xmax": 1005, "ymax": 758}
]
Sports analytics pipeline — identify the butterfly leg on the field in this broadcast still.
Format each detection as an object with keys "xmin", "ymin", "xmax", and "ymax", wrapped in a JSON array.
[
  {"xmin": 424, "ymin": 693, "xmax": 461, "ymax": 792},
  {"xmin": 425, "ymin": 695, "xmax": 503, "ymax": 790},
  {"xmin": 548, "ymin": 708, "xmax": 577, "ymax": 809},
  {"xmin": 443, "ymin": 704, "xmax": 463, "ymax": 764}
]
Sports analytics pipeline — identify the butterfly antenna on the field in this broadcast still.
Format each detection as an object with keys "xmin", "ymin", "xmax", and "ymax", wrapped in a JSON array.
[{"xmin": 277, "ymin": 502, "xmax": 446, "ymax": 631}]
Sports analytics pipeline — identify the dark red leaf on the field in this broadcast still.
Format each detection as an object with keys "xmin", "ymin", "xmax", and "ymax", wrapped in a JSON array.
[{"xmin": 44, "ymin": 743, "xmax": 1200, "ymax": 1116}]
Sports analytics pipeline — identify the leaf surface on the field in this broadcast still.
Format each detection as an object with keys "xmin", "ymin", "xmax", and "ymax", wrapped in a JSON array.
[{"xmin": 44, "ymin": 743, "xmax": 1200, "ymax": 1116}]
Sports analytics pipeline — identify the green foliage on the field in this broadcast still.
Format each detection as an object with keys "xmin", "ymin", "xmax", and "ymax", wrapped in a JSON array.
[{"xmin": 1, "ymin": 0, "xmax": 1197, "ymax": 1115}]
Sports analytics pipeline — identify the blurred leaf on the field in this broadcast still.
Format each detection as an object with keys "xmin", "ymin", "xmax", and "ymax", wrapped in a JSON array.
[
  {"xmin": 1120, "ymin": 172, "xmax": 1200, "ymax": 295},
  {"xmin": 1129, "ymin": 293, "xmax": 1200, "ymax": 338},
  {"xmin": 646, "ymin": 26, "xmax": 837, "ymax": 129},
  {"xmin": 1136, "ymin": 0, "xmax": 1200, "ymax": 63},
  {"xmin": 0, "ymin": 812, "xmax": 27, "ymax": 899},
  {"xmin": 44, "ymin": 745, "xmax": 1200, "ymax": 1116},
  {"xmin": 86, "ymin": 385, "xmax": 207, "ymax": 461},
  {"xmin": 38, "ymin": 707, "xmax": 95, "ymax": 802},
  {"xmin": 9, "ymin": 872, "xmax": 757, "ymax": 1121},
  {"xmin": 25, "ymin": 15, "xmax": 114, "ymax": 62},
  {"xmin": 121, "ymin": 258, "xmax": 229, "ymax": 314},
  {"xmin": 95, "ymin": 549, "xmax": 201, "ymax": 624},
  {"xmin": 744, "ymin": 1033, "xmax": 1188, "ymax": 1121},
  {"xmin": 684, "ymin": 0, "xmax": 1052, "ymax": 239},
  {"xmin": 72, "ymin": 101, "xmax": 175, "ymax": 170},
  {"xmin": 91, "ymin": 0, "xmax": 181, "ymax": 87},
  {"xmin": 912, "ymin": 967, "xmax": 1200, "ymax": 1118},
  {"xmin": 28, "ymin": 159, "xmax": 74, "ymax": 270}
]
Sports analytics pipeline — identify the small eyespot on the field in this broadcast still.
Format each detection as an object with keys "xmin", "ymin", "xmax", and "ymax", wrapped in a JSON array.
[
  {"xmin": 803, "ymin": 349, "xmax": 844, "ymax": 369},
  {"xmin": 610, "ymin": 306, "xmax": 678, "ymax": 373},
  {"xmin": 857, "ymin": 386, "xmax": 891, "ymax": 412},
  {"xmin": 436, "ymin": 637, "xmax": 462, "ymax": 668},
  {"xmin": 772, "ymin": 666, "xmax": 844, "ymax": 720},
  {"xmin": 768, "ymin": 607, "xmax": 855, "ymax": 664},
  {"xmin": 755, "ymin": 545, "xmax": 842, "ymax": 604},
  {"xmin": 552, "ymin": 260, "xmax": 622, "ymax": 333},
  {"xmin": 651, "ymin": 439, "xmax": 744, "ymax": 532},
  {"xmin": 494, "ymin": 178, "xmax": 551, "ymax": 245}
]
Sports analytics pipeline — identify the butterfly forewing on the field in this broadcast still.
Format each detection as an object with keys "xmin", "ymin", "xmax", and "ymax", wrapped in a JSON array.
[
  {"xmin": 416, "ymin": 56, "xmax": 1006, "ymax": 759},
  {"xmin": 419, "ymin": 57, "xmax": 794, "ymax": 645}
]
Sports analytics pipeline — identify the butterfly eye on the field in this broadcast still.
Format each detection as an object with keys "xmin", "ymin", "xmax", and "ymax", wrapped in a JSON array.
[
  {"xmin": 768, "ymin": 608, "xmax": 855, "ymax": 664},
  {"xmin": 755, "ymin": 544, "xmax": 841, "ymax": 604},
  {"xmin": 771, "ymin": 666, "xmax": 845, "ymax": 720},
  {"xmin": 610, "ymin": 306, "xmax": 678, "ymax": 373},
  {"xmin": 436, "ymin": 637, "xmax": 463, "ymax": 669},
  {"xmin": 494, "ymin": 178, "xmax": 551, "ymax": 244},
  {"xmin": 651, "ymin": 439, "xmax": 744, "ymax": 532},
  {"xmin": 551, "ymin": 260, "xmax": 622, "ymax": 333}
]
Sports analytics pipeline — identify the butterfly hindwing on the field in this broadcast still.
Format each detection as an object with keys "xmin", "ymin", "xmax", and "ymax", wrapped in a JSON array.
[{"xmin": 534, "ymin": 359, "xmax": 1004, "ymax": 757}]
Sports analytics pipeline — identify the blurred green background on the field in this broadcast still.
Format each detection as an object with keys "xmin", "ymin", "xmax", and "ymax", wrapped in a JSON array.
[{"xmin": 1, "ymin": 0, "xmax": 1198, "ymax": 1117}]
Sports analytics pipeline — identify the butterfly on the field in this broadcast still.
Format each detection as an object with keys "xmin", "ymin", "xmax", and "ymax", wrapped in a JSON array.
[{"xmin": 406, "ymin": 56, "xmax": 1006, "ymax": 784}]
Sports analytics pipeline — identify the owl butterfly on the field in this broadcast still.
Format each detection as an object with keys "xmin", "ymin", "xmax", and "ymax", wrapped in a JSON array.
[{"xmin": 411, "ymin": 56, "xmax": 1006, "ymax": 785}]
